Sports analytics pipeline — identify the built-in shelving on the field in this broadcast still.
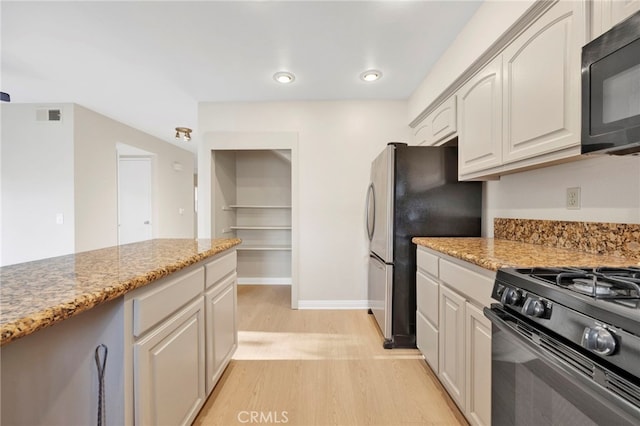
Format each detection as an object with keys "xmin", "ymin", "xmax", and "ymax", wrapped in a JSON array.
[{"xmin": 213, "ymin": 149, "xmax": 292, "ymax": 284}]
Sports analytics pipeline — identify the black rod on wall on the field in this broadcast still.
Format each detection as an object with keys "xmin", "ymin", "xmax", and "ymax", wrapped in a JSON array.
[{"xmin": 1, "ymin": 92, "xmax": 10, "ymax": 102}]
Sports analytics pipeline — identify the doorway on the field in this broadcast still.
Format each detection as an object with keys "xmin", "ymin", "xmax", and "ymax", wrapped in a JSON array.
[
  {"xmin": 118, "ymin": 156, "xmax": 153, "ymax": 244},
  {"xmin": 202, "ymin": 132, "xmax": 299, "ymax": 309}
]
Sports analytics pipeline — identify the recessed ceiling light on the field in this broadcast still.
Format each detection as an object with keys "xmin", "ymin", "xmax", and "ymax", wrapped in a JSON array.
[
  {"xmin": 273, "ymin": 71, "xmax": 295, "ymax": 84},
  {"xmin": 360, "ymin": 69, "xmax": 382, "ymax": 82}
]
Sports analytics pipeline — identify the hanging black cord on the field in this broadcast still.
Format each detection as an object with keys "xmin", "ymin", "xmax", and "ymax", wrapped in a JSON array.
[{"xmin": 95, "ymin": 344, "xmax": 108, "ymax": 426}]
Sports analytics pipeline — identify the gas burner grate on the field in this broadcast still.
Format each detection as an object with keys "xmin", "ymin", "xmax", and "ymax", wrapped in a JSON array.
[{"xmin": 554, "ymin": 270, "xmax": 640, "ymax": 299}]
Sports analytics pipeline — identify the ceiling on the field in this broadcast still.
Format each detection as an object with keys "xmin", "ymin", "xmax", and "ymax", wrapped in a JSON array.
[{"xmin": 1, "ymin": 1, "xmax": 483, "ymax": 153}]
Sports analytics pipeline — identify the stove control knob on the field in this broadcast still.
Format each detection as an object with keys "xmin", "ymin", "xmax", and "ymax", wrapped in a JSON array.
[
  {"xmin": 522, "ymin": 299, "xmax": 546, "ymax": 318},
  {"xmin": 582, "ymin": 326, "xmax": 617, "ymax": 356},
  {"xmin": 501, "ymin": 288, "xmax": 522, "ymax": 307}
]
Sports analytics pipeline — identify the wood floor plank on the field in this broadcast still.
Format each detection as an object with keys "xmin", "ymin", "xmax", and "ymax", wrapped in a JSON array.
[{"xmin": 194, "ymin": 285, "xmax": 467, "ymax": 425}]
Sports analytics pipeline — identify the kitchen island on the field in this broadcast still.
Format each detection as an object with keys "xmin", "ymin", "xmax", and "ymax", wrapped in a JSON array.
[{"xmin": 0, "ymin": 238, "xmax": 241, "ymax": 426}]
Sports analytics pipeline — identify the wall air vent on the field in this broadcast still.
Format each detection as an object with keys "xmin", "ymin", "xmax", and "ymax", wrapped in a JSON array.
[{"xmin": 36, "ymin": 109, "xmax": 62, "ymax": 122}]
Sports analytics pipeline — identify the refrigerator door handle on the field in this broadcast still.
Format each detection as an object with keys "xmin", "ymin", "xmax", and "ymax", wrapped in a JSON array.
[{"xmin": 365, "ymin": 183, "xmax": 375, "ymax": 241}]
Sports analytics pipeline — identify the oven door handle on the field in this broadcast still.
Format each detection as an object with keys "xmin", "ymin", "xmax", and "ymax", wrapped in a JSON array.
[
  {"xmin": 484, "ymin": 306, "xmax": 640, "ymax": 423},
  {"xmin": 484, "ymin": 306, "xmax": 588, "ymax": 379}
]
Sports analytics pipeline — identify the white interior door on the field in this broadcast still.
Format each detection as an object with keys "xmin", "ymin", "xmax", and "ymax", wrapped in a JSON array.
[{"xmin": 118, "ymin": 157, "xmax": 152, "ymax": 244}]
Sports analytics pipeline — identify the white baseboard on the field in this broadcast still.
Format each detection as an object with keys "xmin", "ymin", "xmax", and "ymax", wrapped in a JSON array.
[
  {"xmin": 237, "ymin": 277, "xmax": 292, "ymax": 285},
  {"xmin": 297, "ymin": 300, "xmax": 370, "ymax": 310}
]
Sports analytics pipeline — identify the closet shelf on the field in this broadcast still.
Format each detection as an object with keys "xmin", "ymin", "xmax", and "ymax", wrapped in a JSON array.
[
  {"xmin": 229, "ymin": 226, "xmax": 292, "ymax": 230},
  {"xmin": 237, "ymin": 244, "xmax": 292, "ymax": 251},
  {"xmin": 223, "ymin": 205, "xmax": 291, "ymax": 210}
]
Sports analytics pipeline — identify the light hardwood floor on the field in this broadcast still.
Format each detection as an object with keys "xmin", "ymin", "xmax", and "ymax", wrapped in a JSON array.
[{"xmin": 194, "ymin": 285, "xmax": 467, "ymax": 426}]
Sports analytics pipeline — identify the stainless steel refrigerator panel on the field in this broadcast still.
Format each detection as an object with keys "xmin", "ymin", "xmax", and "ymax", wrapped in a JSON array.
[
  {"xmin": 368, "ymin": 145, "xmax": 394, "ymax": 263},
  {"xmin": 368, "ymin": 254, "xmax": 393, "ymax": 340}
]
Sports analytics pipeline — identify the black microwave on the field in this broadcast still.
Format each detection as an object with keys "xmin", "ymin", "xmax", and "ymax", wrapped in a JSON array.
[{"xmin": 582, "ymin": 10, "xmax": 640, "ymax": 155}]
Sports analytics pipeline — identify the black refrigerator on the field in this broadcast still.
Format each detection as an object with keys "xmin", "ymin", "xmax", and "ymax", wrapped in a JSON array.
[{"xmin": 365, "ymin": 142, "xmax": 481, "ymax": 348}]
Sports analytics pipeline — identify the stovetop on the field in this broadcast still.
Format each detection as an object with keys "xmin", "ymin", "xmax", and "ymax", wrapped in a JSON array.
[
  {"xmin": 495, "ymin": 266, "xmax": 640, "ymax": 337},
  {"xmin": 492, "ymin": 265, "xmax": 640, "ymax": 394},
  {"xmin": 520, "ymin": 266, "xmax": 640, "ymax": 300}
]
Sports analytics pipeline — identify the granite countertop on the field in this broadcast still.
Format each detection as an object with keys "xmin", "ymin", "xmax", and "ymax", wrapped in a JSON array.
[
  {"xmin": 412, "ymin": 237, "xmax": 640, "ymax": 271},
  {"xmin": 0, "ymin": 238, "xmax": 241, "ymax": 346}
]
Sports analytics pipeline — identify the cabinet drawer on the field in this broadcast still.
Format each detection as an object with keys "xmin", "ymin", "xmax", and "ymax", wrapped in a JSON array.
[
  {"xmin": 205, "ymin": 250, "xmax": 237, "ymax": 289},
  {"xmin": 133, "ymin": 267, "xmax": 204, "ymax": 337},
  {"xmin": 439, "ymin": 260, "xmax": 494, "ymax": 308},
  {"xmin": 417, "ymin": 270, "xmax": 439, "ymax": 326},
  {"xmin": 417, "ymin": 310, "xmax": 439, "ymax": 373},
  {"xmin": 417, "ymin": 247, "xmax": 439, "ymax": 277}
]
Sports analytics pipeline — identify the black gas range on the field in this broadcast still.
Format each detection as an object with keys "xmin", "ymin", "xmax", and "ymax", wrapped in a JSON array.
[{"xmin": 485, "ymin": 266, "xmax": 640, "ymax": 426}]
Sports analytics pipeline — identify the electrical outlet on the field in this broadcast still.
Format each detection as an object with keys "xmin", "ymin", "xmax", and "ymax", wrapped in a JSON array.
[{"xmin": 566, "ymin": 187, "xmax": 581, "ymax": 210}]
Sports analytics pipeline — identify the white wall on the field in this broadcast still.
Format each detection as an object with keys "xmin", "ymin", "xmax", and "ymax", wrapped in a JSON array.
[
  {"xmin": 1, "ymin": 103, "xmax": 195, "ymax": 265},
  {"xmin": 484, "ymin": 155, "xmax": 640, "ymax": 235},
  {"xmin": 408, "ymin": 0, "xmax": 534, "ymax": 122},
  {"xmin": 74, "ymin": 105, "xmax": 195, "ymax": 252},
  {"xmin": 1, "ymin": 103, "xmax": 76, "ymax": 265},
  {"xmin": 199, "ymin": 101, "xmax": 410, "ymax": 305}
]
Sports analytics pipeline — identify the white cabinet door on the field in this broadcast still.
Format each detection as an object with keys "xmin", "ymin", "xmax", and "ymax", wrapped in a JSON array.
[
  {"xmin": 417, "ymin": 310, "xmax": 439, "ymax": 373},
  {"xmin": 134, "ymin": 298, "xmax": 206, "ymax": 426},
  {"xmin": 205, "ymin": 273, "xmax": 238, "ymax": 394},
  {"xmin": 502, "ymin": 0, "xmax": 583, "ymax": 164},
  {"xmin": 416, "ymin": 270, "xmax": 439, "ymax": 326},
  {"xmin": 416, "ymin": 269, "xmax": 440, "ymax": 373},
  {"xmin": 593, "ymin": 0, "xmax": 640, "ymax": 38},
  {"xmin": 609, "ymin": 0, "xmax": 640, "ymax": 28},
  {"xmin": 465, "ymin": 302, "xmax": 492, "ymax": 426},
  {"xmin": 413, "ymin": 118, "xmax": 432, "ymax": 146},
  {"xmin": 458, "ymin": 55, "xmax": 503, "ymax": 176},
  {"xmin": 430, "ymin": 96, "xmax": 458, "ymax": 145},
  {"xmin": 439, "ymin": 285, "xmax": 466, "ymax": 409},
  {"xmin": 413, "ymin": 96, "xmax": 457, "ymax": 146}
]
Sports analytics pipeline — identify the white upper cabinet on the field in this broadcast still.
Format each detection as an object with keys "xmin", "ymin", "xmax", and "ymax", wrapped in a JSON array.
[
  {"xmin": 592, "ymin": 0, "xmax": 640, "ymax": 39},
  {"xmin": 501, "ymin": 0, "xmax": 583, "ymax": 164},
  {"xmin": 458, "ymin": 56, "xmax": 503, "ymax": 175},
  {"xmin": 413, "ymin": 118, "xmax": 431, "ymax": 146},
  {"xmin": 413, "ymin": 96, "xmax": 457, "ymax": 146},
  {"xmin": 412, "ymin": 0, "xmax": 592, "ymax": 180}
]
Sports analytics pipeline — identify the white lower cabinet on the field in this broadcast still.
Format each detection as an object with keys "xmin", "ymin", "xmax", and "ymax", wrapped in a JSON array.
[
  {"xmin": 465, "ymin": 302, "xmax": 492, "ymax": 426},
  {"xmin": 205, "ymin": 272, "xmax": 238, "ymax": 394},
  {"xmin": 416, "ymin": 246, "xmax": 494, "ymax": 426},
  {"xmin": 416, "ymin": 270, "xmax": 439, "ymax": 371},
  {"xmin": 126, "ymin": 249, "xmax": 238, "ymax": 425},
  {"xmin": 438, "ymin": 285, "xmax": 466, "ymax": 409},
  {"xmin": 134, "ymin": 298, "xmax": 206, "ymax": 426}
]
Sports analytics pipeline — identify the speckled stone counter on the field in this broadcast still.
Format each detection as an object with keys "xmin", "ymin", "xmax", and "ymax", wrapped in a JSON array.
[
  {"xmin": 0, "ymin": 238, "xmax": 241, "ymax": 346},
  {"xmin": 412, "ymin": 237, "xmax": 640, "ymax": 271}
]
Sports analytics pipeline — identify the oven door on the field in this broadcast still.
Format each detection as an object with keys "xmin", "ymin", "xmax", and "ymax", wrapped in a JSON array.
[{"xmin": 485, "ymin": 306, "xmax": 640, "ymax": 426}]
